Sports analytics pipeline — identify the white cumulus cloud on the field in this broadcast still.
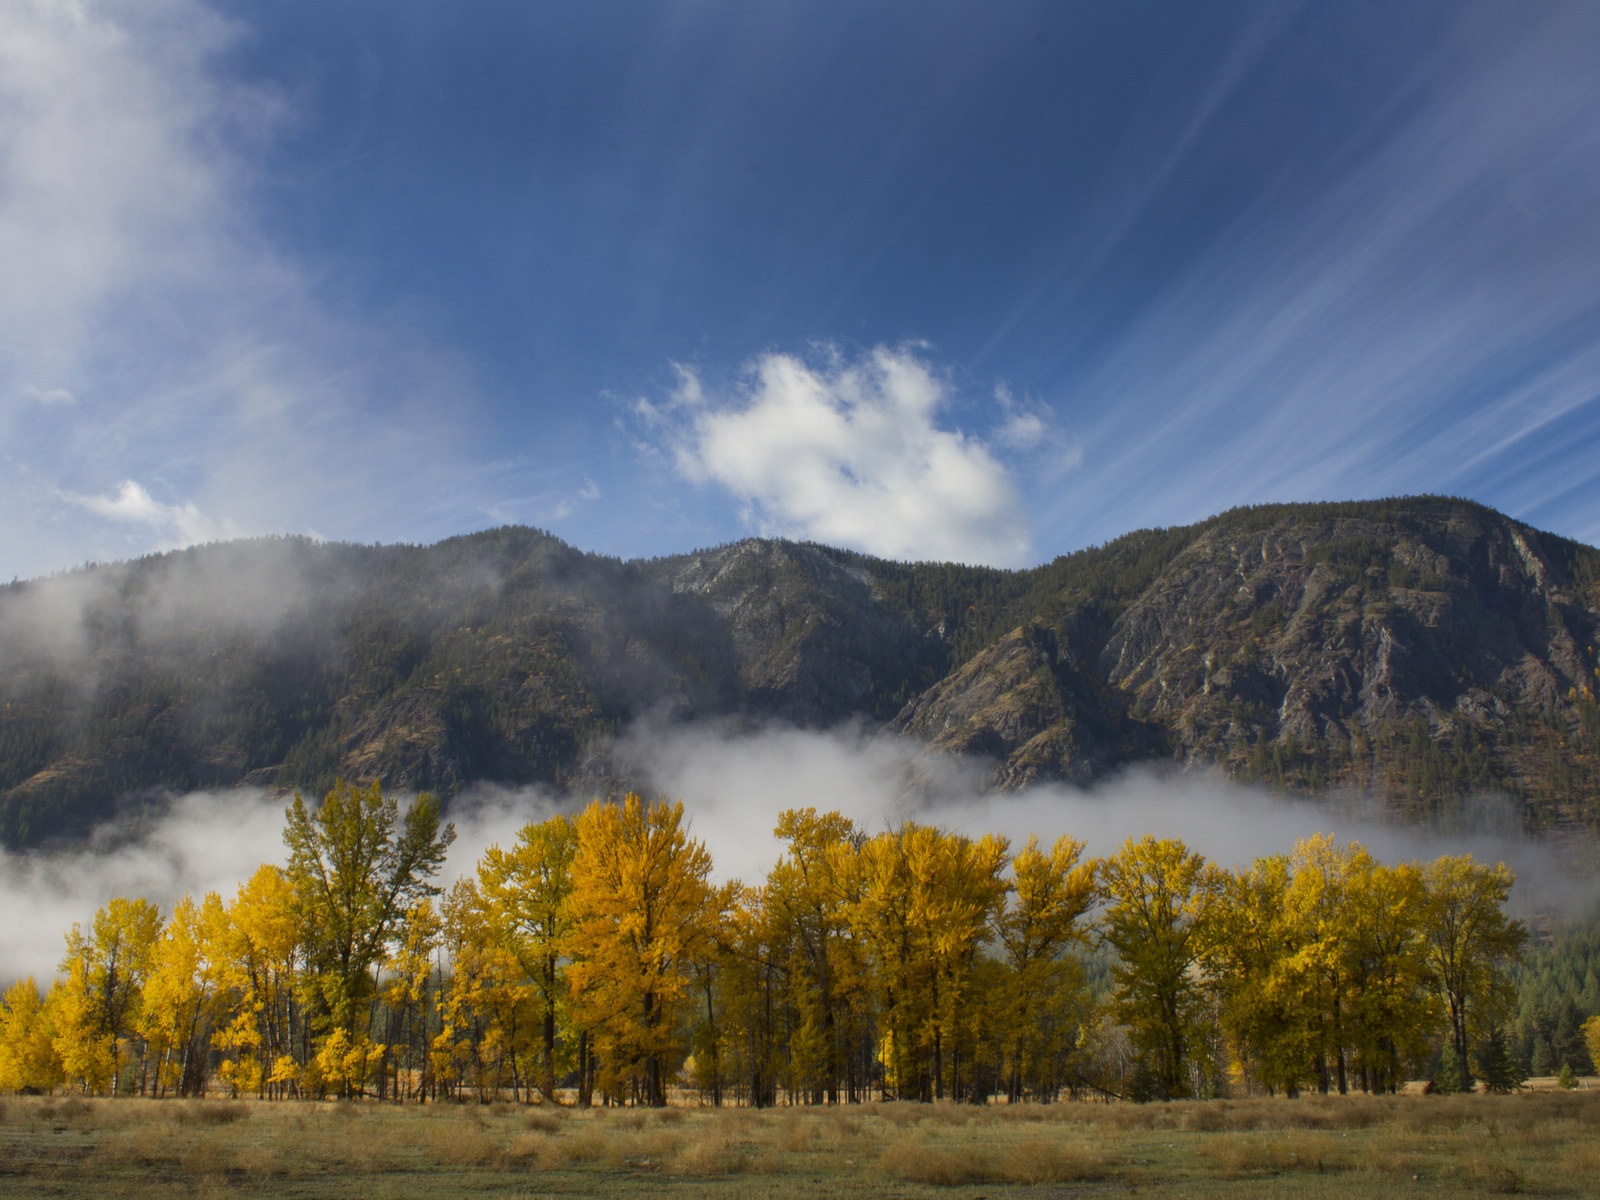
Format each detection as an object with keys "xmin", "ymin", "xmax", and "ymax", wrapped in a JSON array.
[
  {"xmin": 665, "ymin": 346, "xmax": 1031, "ymax": 566},
  {"xmin": 74, "ymin": 478, "xmax": 239, "ymax": 547}
]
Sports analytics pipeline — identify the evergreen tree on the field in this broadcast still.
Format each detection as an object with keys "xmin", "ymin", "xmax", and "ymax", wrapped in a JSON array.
[
  {"xmin": 1432, "ymin": 1043, "xmax": 1467, "ymax": 1094},
  {"xmin": 1474, "ymin": 1027, "xmax": 1525, "ymax": 1094}
]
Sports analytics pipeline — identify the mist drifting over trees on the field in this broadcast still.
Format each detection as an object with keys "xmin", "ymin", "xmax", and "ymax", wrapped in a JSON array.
[{"xmin": 0, "ymin": 782, "xmax": 1536, "ymax": 1105}]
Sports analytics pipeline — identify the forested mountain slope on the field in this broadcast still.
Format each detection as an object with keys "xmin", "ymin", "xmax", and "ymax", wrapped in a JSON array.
[{"xmin": 2, "ymin": 497, "xmax": 1597, "ymax": 849}]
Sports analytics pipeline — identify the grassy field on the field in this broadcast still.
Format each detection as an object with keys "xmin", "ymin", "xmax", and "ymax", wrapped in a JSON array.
[{"xmin": 3, "ymin": 1088, "xmax": 1600, "ymax": 1198}]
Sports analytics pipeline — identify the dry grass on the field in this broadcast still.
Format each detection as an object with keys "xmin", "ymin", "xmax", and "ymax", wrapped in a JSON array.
[
  {"xmin": 1559, "ymin": 1138, "xmax": 1600, "ymax": 1173},
  {"xmin": 523, "ymin": 1108, "xmax": 563, "ymax": 1133},
  {"xmin": 1459, "ymin": 1154, "xmax": 1526, "ymax": 1194},
  {"xmin": 537, "ymin": 1121, "xmax": 614, "ymax": 1167},
  {"xmin": 667, "ymin": 1132, "xmax": 747, "ymax": 1175},
  {"xmin": 991, "ymin": 1137, "xmax": 1108, "ymax": 1183},
  {"xmin": 171, "ymin": 1099, "xmax": 252, "ymax": 1125},
  {"xmin": 876, "ymin": 1135, "xmax": 992, "ymax": 1184},
  {"xmin": 1, "ymin": 1089, "xmax": 1599, "ymax": 1198},
  {"xmin": 876, "ymin": 1123, "xmax": 1109, "ymax": 1186},
  {"xmin": 1196, "ymin": 1129, "xmax": 1346, "ymax": 1177}
]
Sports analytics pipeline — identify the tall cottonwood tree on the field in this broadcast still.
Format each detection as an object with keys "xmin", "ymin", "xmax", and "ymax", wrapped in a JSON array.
[
  {"xmin": 996, "ymin": 834, "xmax": 1096, "ymax": 1101},
  {"xmin": 379, "ymin": 899, "xmax": 440, "ymax": 1101},
  {"xmin": 765, "ymin": 808, "xmax": 866, "ymax": 1103},
  {"xmin": 213, "ymin": 864, "xmax": 306, "ymax": 1097},
  {"xmin": 284, "ymin": 780, "xmax": 455, "ymax": 1095},
  {"xmin": 477, "ymin": 814, "xmax": 578, "ymax": 1102},
  {"xmin": 138, "ymin": 892, "xmax": 228, "ymax": 1097},
  {"xmin": 435, "ymin": 877, "xmax": 534, "ymax": 1101},
  {"xmin": 1098, "ymin": 836, "xmax": 1224, "ymax": 1100},
  {"xmin": 850, "ymin": 824, "xmax": 929, "ymax": 1100},
  {"xmin": 0, "ymin": 978, "xmax": 63, "ymax": 1094},
  {"xmin": 54, "ymin": 896, "xmax": 163, "ymax": 1095},
  {"xmin": 1214, "ymin": 852, "xmax": 1311, "ymax": 1094},
  {"xmin": 1422, "ymin": 855, "xmax": 1527, "ymax": 1082},
  {"xmin": 850, "ymin": 823, "xmax": 1009, "ymax": 1101},
  {"xmin": 563, "ymin": 794, "xmax": 713, "ymax": 1106},
  {"xmin": 1340, "ymin": 858, "xmax": 1435, "ymax": 1092},
  {"xmin": 702, "ymin": 883, "xmax": 785, "ymax": 1106},
  {"xmin": 1278, "ymin": 835, "xmax": 1374, "ymax": 1094},
  {"xmin": 922, "ymin": 828, "xmax": 1010, "ymax": 1101}
]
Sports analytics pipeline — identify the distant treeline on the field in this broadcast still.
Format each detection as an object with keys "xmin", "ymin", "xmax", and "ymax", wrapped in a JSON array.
[{"xmin": 0, "ymin": 782, "xmax": 1563, "ymax": 1105}]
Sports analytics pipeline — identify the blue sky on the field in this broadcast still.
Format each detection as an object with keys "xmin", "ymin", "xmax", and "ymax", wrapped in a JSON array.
[{"xmin": 3, "ymin": 1, "xmax": 1599, "ymax": 578}]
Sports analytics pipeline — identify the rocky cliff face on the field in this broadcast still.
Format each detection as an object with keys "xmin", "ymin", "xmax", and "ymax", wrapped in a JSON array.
[
  {"xmin": 890, "ymin": 499, "xmax": 1600, "ymax": 825},
  {"xmin": 1, "ymin": 497, "xmax": 1596, "ymax": 849},
  {"xmin": 641, "ymin": 540, "xmax": 943, "ymax": 723}
]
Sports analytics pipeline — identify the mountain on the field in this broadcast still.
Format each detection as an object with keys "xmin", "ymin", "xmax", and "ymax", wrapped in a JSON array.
[{"xmin": 2, "ymin": 497, "xmax": 1597, "ymax": 850}]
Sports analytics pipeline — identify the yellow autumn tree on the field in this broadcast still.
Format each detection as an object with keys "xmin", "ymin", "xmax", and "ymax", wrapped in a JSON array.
[
  {"xmin": 919, "ymin": 827, "xmax": 1010, "ymax": 1102},
  {"xmin": 765, "ymin": 808, "xmax": 867, "ymax": 1104},
  {"xmin": 477, "ymin": 813, "xmax": 578, "ymax": 1102},
  {"xmin": 563, "ymin": 794, "xmax": 713, "ymax": 1106},
  {"xmin": 1097, "ymin": 835, "xmax": 1225, "ymax": 1100},
  {"xmin": 434, "ymin": 877, "xmax": 535, "ymax": 1101},
  {"xmin": 1212, "ymin": 852, "xmax": 1307, "ymax": 1094},
  {"xmin": 1341, "ymin": 858, "xmax": 1436, "ymax": 1092},
  {"xmin": 677, "ymin": 879, "xmax": 742, "ymax": 1106},
  {"xmin": 53, "ymin": 896, "xmax": 162, "ymax": 1095},
  {"xmin": 1583, "ymin": 1014, "xmax": 1600, "ymax": 1076},
  {"xmin": 213, "ymin": 864, "xmax": 306, "ymax": 1098},
  {"xmin": 0, "ymin": 978, "xmax": 64, "ymax": 1094},
  {"xmin": 1277, "ymin": 834, "xmax": 1378, "ymax": 1094},
  {"xmin": 995, "ymin": 833, "xmax": 1096, "ymax": 1101},
  {"xmin": 378, "ymin": 899, "xmax": 441, "ymax": 1101},
  {"xmin": 694, "ymin": 881, "xmax": 780, "ymax": 1106},
  {"xmin": 850, "ymin": 824, "xmax": 928, "ymax": 1100},
  {"xmin": 284, "ymin": 780, "xmax": 455, "ymax": 1097},
  {"xmin": 138, "ymin": 892, "xmax": 229, "ymax": 1097},
  {"xmin": 1421, "ymin": 854, "xmax": 1526, "ymax": 1083},
  {"xmin": 849, "ymin": 822, "xmax": 1009, "ymax": 1101}
]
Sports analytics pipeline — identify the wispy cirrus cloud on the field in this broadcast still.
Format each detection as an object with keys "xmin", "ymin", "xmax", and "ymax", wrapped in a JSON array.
[
  {"xmin": 21, "ymin": 384, "xmax": 75, "ymax": 407},
  {"xmin": 1032, "ymin": 3, "xmax": 1600, "ymax": 550},
  {"xmin": 0, "ymin": 0, "xmax": 501, "ymax": 580},
  {"xmin": 642, "ymin": 345, "xmax": 1032, "ymax": 566}
]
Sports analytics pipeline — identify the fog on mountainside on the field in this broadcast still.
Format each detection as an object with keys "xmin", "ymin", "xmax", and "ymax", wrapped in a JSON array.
[
  {"xmin": 1, "ymin": 496, "xmax": 1597, "ymax": 868},
  {"xmin": 0, "ymin": 726, "xmax": 1586, "ymax": 986}
]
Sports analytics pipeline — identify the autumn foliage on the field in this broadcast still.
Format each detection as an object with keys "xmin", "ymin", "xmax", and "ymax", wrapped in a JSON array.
[{"xmin": 0, "ymin": 782, "xmax": 1528, "ymax": 1104}]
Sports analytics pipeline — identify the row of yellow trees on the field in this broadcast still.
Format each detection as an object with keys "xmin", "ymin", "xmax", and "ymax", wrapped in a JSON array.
[{"xmin": 0, "ymin": 782, "xmax": 1528, "ymax": 1104}]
